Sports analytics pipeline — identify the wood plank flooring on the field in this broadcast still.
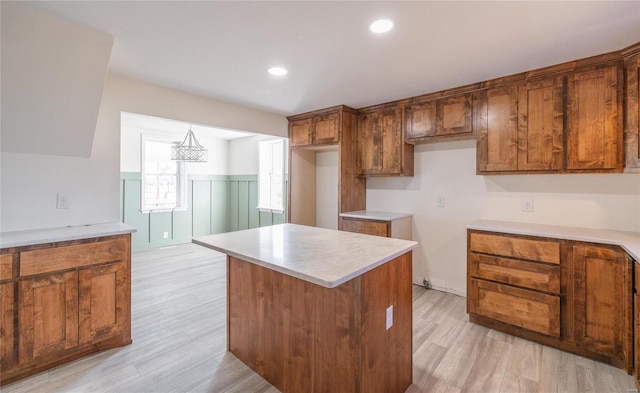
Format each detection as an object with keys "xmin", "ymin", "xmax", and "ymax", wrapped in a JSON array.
[{"xmin": 3, "ymin": 243, "xmax": 636, "ymax": 393}]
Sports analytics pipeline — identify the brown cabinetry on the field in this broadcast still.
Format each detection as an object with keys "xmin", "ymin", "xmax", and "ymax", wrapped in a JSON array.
[
  {"xmin": 572, "ymin": 244, "xmax": 632, "ymax": 370},
  {"xmin": 468, "ymin": 230, "xmax": 633, "ymax": 372},
  {"xmin": 1, "ymin": 234, "xmax": 132, "ymax": 385},
  {"xmin": 624, "ymin": 46, "xmax": 640, "ymax": 171},
  {"xmin": 404, "ymin": 93, "xmax": 473, "ymax": 142},
  {"xmin": 289, "ymin": 112, "xmax": 339, "ymax": 147},
  {"xmin": 566, "ymin": 65, "xmax": 622, "ymax": 171},
  {"xmin": 357, "ymin": 107, "xmax": 414, "ymax": 176},
  {"xmin": 340, "ymin": 212, "xmax": 412, "ymax": 240},
  {"xmin": 634, "ymin": 263, "xmax": 640, "ymax": 388}
]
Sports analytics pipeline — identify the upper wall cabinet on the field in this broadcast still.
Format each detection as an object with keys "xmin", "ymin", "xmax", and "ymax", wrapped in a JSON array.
[
  {"xmin": 476, "ymin": 62, "xmax": 624, "ymax": 175},
  {"xmin": 404, "ymin": 93, "xmax": 473, "ymax": 143},
  {"xmin": 289, "ymin": 111, "xmax": 340, "ymax": 147},
  {"xmin": 566, "ymin": 64, "xmax": 623, "ymax": 172},
  {"xmin": 357, "ymin": 107, "xmax": 414, "ymax": 176},
  {"xmin": 624, "ymin": 45, "xmax": 640, "ymax": 171}
]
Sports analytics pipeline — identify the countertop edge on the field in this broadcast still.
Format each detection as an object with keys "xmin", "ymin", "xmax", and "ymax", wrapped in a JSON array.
[
  {"xmin": 466, "ymin": 220, "xmax": 640, "ymax": 261},
  {"xmin": 0, "ymin": 222, "xmax": 138, "ymax": 249},
  {"xmin": 339, "ymin": 210, "xmax": 413, "ymax": 221},
  {"xmin": 192, "ymin": 237, "xmax": 417, "ymax": 288}
]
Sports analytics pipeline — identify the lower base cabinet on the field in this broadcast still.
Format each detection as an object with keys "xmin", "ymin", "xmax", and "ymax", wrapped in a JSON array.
[
  {"xmin": 1, "ymin": 234, "xmax": 132, "ymax": 386},
  {"xmin": 468, "ymin": 230, "xmax": 633, "ymax": 373}
]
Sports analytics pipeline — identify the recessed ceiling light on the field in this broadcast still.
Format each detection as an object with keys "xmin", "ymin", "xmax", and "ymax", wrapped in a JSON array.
[
  {"xmin": 370, "ymin": 19, "xmax": 393, "ymax": 33},
  {"xmin": 268, "ymin": 66, "xmax": 288, "ymax": 76}
]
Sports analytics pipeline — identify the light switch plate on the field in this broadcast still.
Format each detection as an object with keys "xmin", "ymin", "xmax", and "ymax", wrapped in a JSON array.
[{"xmin": 386, "ymin": 305, "xmax": 393, "ymax": 330}]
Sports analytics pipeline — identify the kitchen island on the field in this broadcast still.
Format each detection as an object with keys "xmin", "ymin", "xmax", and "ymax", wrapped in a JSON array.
[{"xmin": 193, "ymin": 223, "xmax": 418, "ymax": 393}]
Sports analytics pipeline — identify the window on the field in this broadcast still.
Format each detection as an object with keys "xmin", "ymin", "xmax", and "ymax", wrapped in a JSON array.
[
  {"xmin": 141, "ymin": 136, "xmax": 187, "ymax": 211},
  {"xmin": 258, "ymin": 139, "xmax": 285, "ymax": 213}
]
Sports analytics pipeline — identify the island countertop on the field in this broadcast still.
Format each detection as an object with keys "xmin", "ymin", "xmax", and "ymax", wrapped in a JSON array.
[
  {"xmin": 467, "ymin": 219, "xmax": 640, "ymax": 261},
  {"xmin": 339, "ymin": 210, "xmax": 412, "ymax": 221},
  {"xmin": 193, "ymin": 223, "xmax": 418, "ymax": 288}
]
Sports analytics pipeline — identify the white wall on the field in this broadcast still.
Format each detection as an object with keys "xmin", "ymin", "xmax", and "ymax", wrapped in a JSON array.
[
  {"xmin": 120, "ymin": 126, "xmax": 229, "ymax": 175},
  {"xmin": 316, "ymin": 151, "xmax": 339, "ymax": 230},
  {"xmin": 1, "ymin": 73, "xmax": 287, "ymax": 232},
  {"xmin": 366, "ymin": 140, "xmax": 640, "ymax": 296}
]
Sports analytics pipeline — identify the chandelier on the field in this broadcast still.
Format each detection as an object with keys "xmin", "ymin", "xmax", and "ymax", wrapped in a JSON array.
[{"xmin": 171, "ymin": 126, "xmax": 208, "ymax": 162}]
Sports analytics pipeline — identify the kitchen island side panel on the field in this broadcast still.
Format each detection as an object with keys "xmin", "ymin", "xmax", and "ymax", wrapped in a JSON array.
[{"xmin": 227, "ymin": 251, "xmax": 412, "ymax": 393}]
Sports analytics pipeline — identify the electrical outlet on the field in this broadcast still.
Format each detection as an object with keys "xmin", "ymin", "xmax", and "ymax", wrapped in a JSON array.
[
  {"xmin": 162, "ymin": 231, "xmax": 169, "ymax": 239},
  {"xmin": 521, "ymin": 199, "xmax": 534, "ymax": 213},
  {"xmin": 386, "ymin": 305, "xmax": 393, "ymax": 330},
  {"xmin": 56, "ymin": 194, "xmax": 69, "ymax": 209},
  {"xmin": 436, "ymin": 196, "xmax": 446, "ymax": 208}
]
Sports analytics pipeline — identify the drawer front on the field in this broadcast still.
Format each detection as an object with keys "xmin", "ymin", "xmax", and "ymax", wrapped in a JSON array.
[
  {"xmin": 469, "ymin": 278, "xmax": 560, "ymax": 337},
  {"xmin": 0, "ymin": 254, "xmax": 13, "ymax": 281},
  {"xmin": 341, "ymin": 219, "xmax": 390, "ymax": 237},
  {"xmin": 469, "ymin": 253, "xmax": 560, "ymax": 294},
  {"xmin": 20, "ymin": 238, "xmax": 128, "ymax": 277},
  {"xmin": 470, "ymin": 232, "xmax": 560, "ymax": 264}
]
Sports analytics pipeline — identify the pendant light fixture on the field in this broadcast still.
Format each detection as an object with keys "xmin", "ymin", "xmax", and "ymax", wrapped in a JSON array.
[{"xmin": 171, "ymin": 126, "xmax": 208, "ymax": 162}]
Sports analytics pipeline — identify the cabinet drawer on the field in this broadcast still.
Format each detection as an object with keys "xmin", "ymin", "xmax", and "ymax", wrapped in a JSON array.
[
  {"xmin": 0, "ymin": 255, "xmax": 13, "ymax": 281},
  {"xmin": 341, "ymin": 219, "xmax": 390, "ymax": 237},
  {"xmin": 469, "ymin": 253, "xmax": 560, "ymax": 294},
  {"xmin": 469, "ymin": 278, "xmax": 560, "ymax": 337},
  {"xmin": 20, "ymin": 238, "xmax": 128, "ymax": 277},
  {"xmin": 470, "ymin": 232, "xmax": 560, "ymax": 264}
]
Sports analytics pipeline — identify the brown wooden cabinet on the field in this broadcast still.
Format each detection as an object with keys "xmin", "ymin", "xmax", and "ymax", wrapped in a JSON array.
[
  {"xmin": 517, "ymin": 77, "xmax": 565, "ymax": 171},
  {"xmin": 475, "ymin": 85, "xmax": 519, "ymax": 173},
  {"xmin": 1, "ymin": 234, "xmax": 132, "ymax": 386},
  {"xmin": 357, "ymin": 107, "xmax": 414, "ymax": 176},
  {"xmin": 289, "ymin": 111, "xmax": 339, "ymax": 147},
  {"xmin": 572, "ymin": 244, "xmax": 632, "ymax": 370},
  {"xmin": 566, "ymin": 64, "xmax": 623, "ymax": 171},
  {"xmin": 467, "ymin": 230, "xmax": 633, "ymax": 373},
  {"xmin": 634, "ymin": 263, "xmax": 640, "ymax": 388},
  {"xmin": 404, "ymin": 93, "xmax": 473, "ymax": 143},
  {"xmin": 340, "ymin": 213, "xmax": 412, "ymax": 240},
  {"xmin": 624, "ymin": 46, "xmax": 640, "ymax": 171}
]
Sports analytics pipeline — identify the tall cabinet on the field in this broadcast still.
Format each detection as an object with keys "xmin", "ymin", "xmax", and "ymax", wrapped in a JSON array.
[{"xmin": 287, "ymin": 105, "xmax": 366, "ymax": 229}]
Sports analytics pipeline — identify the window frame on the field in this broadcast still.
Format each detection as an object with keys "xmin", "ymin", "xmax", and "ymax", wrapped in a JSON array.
[
  {"xmin": 140, "ymin": 134, "xmax": 188, "ymax": 213},
  {"xmin": 257, "ymin": 138, "xmax": 286, "ymax": 214}
]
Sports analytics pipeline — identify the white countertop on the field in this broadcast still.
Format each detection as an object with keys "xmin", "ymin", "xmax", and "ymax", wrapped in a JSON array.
[
  {"xmin": 467, "ymin": 220, "xmax": 640, "ymax": 261},
  {"xmin": 0, "ymin": 222, "xmax": 137, "ymax": 249},
  {"xmin": 193, "ymin": 223, "xmax": 418, "ymax": 288},
  {"xmin": 339, "ymin": 210, "xmax": 412, "ymax": 221}
]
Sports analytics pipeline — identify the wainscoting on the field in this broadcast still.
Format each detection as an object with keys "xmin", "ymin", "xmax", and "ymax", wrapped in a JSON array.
[{"xmin": 121, "ymin": 173, "xmax": 286, "ymax": 252}]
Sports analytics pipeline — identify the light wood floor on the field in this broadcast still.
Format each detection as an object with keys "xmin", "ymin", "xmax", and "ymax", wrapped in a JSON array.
[{"xmin": 3, "ymin": 243, "xmax": 636, "ymax": 393}]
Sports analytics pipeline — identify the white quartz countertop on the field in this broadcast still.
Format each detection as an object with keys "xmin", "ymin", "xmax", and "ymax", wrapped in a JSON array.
[
  {"xmin": 193, "ymin": 223, "xmax": 418, "ymax": 288},
  {"xmin": 467, "ymin": 220, "xmax": 640, "ymax": 261},
  {"xmin": 339, "ymin": 210, "xmax": 412, "ymax": 221},
  {"xmin": 0, "ymin": 222, "xmax": 137, "ymax": 249}
]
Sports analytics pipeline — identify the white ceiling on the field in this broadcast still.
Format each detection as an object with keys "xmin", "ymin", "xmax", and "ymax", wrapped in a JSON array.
[
  {"xmin": 22, "ymin": 1, "xmax": 640, "ymax": 116},
  {"xmin": 121, "ymin": 112, "xmax": 252, "ymax": 140}
]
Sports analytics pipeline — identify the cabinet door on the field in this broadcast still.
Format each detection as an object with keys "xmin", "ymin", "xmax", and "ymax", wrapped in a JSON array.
[
  {"xmin": 289, "ymin": 119, "xmax": 312, "ymax": 147},
  {"xmin": 436, "ymin": 94, "xmax": 473, "ymax": 136},
  {"xmin": 635, "ymin": 292, "xmax": 640, "ymax": 387},
  {"xmin": 79, "ymin": 262, "xmax": 129, "ymax": 344},
  {"xmin": 312, "ymin": 112, "xmax": 339, "ymax": 145},
  {"xmin": 379, "ymin": 108, "xmax": 404, "ymax": 175},
  {"xmin": 566, "ymin": 65, "xmax": 621, "ymax": 170},
  {"xmin": 1, "ymin": 282, "xmax": 14, "ymax": 370},
  {"xmin": 625, "ymin": 54, "xmax": 640, "ymax": 169},
  {"xmin": 18, "ymin": 271, "xmax": 78, "ymax": 365},
  {"xmin": 517, "ymin": 77, "xmax": 565, "ymax": 171},
  {"xmin": 475, "ymin": 86, "xmax": 518, "ymax": 172},
  {"xmin": 573, "ymin": 245, "xmax": 631, "ymax": 368},
  {"xmin": 358, "ymin": 111, "xmax": 381, "ymax": 175},
  {"xmin": 404, "ymin": 101, "xmax": 436, "ymax": 140}
]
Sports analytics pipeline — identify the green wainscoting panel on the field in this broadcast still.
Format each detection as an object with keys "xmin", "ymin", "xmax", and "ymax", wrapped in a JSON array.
[
  {"xmin": 248, "ymin": 181, "xmax": 259, "ymax": 228},
  {"xmin": 211, "ymin": 180, "xmax": 228, "ymax": 234},
  {"xmin": 121, "ymin": 174, "xmax": 150, "ymax": 251},
  {"xmin": 149, "ymin": 211, "xmax": 173, "ymax": 246},
  {"xmin": 121, "ymin": 173, "xmax": 285, "ymax": 252},
  {"xmin": 192, "ymin": 180, "xmax": 212, "ymax": 237}
]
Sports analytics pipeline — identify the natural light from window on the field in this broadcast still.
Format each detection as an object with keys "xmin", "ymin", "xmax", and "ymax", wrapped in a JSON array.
[
  {"xmin": 142, "ymin": 137, "xmax": 186, "ymax": 211},
  {"xmin": 258, "ymin": 139, "xmax": 285, "ymax": 213}
]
